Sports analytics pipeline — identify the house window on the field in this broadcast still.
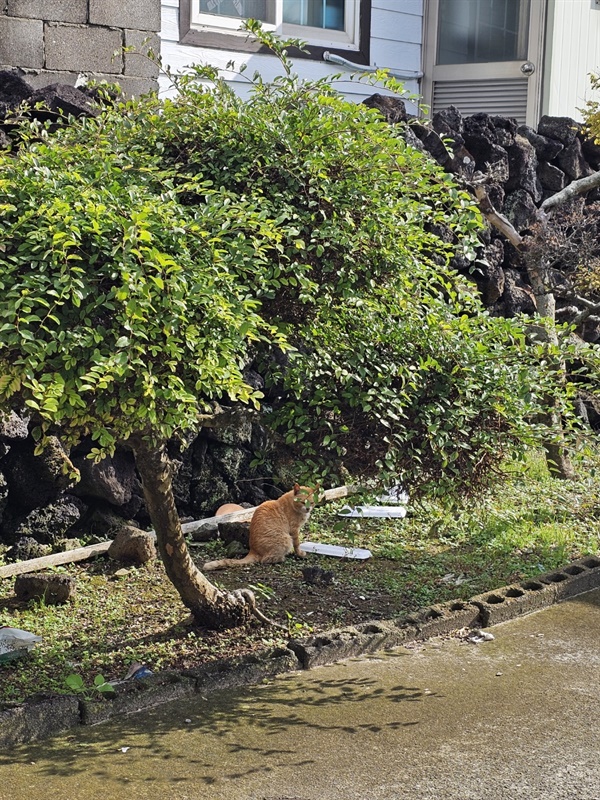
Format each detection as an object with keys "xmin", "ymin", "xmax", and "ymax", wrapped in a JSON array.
[
  {"xmin": 196, "ymin": 1, "xmax": 277, "ymax": 30},
  {"xmin": 193, "ymin": 0, "xmax": 357, "ymax": 47},
  {"xmin": 437, "ymin": 0, "xmax": 530, "ymax": 65},
  {"xmin": 181, "ymin": 0, "xmax": 370, "ymax": 63}
]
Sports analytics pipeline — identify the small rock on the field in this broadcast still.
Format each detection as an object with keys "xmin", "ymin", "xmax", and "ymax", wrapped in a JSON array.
[
  {"xmin": 113, "ymin": 568, "xmax": 130, "ymax": 578},
  {"xmin": 14, "ymin": 573, "xmax": 76, "ymax": 605},
  {"xmin": 225, "ymin": 540, "xmax": 247, "ymax": 558},
  {"xmin": 218, "ymin": 521, "xmax": 250, "ymax": 548},
  {"xmin": 108, "ymin": 525, "xmax": 156, "ymax": 565},
  {"xmin": 467, "ymin": 629, "xmax": 495, "ymax": 644},
  {"xmin": 302, "ymin": 566, "xmax": 334, "ymax": 586}
]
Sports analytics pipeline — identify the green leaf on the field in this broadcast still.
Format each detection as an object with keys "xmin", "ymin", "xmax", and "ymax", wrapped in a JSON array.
[{"xmin": 65, "ymin": 674, "xmax": 84, "ymax": 692}]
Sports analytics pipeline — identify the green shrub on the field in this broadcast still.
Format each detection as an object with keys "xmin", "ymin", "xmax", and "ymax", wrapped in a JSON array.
[{"xmin": 0, "ymin": 28, "xmax": 587, "ymax": 499}]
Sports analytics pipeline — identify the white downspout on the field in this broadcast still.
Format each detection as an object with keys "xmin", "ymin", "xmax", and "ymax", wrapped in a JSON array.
[{"xmin": 322, "ymin": 51, "xmax": 423, "ymax": 81}]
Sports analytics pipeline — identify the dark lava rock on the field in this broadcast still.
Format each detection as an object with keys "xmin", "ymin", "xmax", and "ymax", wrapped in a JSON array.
[
  {"xmin": 501, "ymin": 268, "xmax": 537, "ymax": 316},
  {"xmin": 0, "ymin": 70, "xmax": 32, "ymax": 114},
  {"xmin": 431, "ymin": 105, "xmax": 465, "ymax": 141},
  {"xmin": 518, "ymin": 125, "xmax": 564, "ymax": 161},
  {"xmin": 28, "ymin": 84, "xmax": 100, "ymax": 121},
  {"xmin": 472, "ymin": 239, "xmax": 506, "ymax": 305},
  {"xmin": 14, "ymin": 573, "xmax": 76, "ymax": 605},
  {"xmin": 556, "ymin": 139, "xmax": 593, "ymax": 181},
  {"xmin": 107, "ymin": 525, "xmax": 156, "ymax": 565},
  {"xmin": 10, "ymin": 536, "xmax": 52, "ymax": 561},
  {"xmin": 302, "ymin": 566, "xmax": 334, "ymax": 586},
  {"xmin": 537, "ymin": 115, "xmax": 580, "ymax": 147},
  {"xmin": 71, "ymin": 448, "xmax": 139, "ymax": 507},
  {"xmin": 0, "ymin": 411, "xmax": 29, "ymax": 441},
  {"xmin": 537, "ymin": 162, "xmax": 567, "ymax": 193},
  {"xmin": 362, "ymin": 93, "xmax": 408, "ymax": 124},
  {"xmin": 218, "ymin": 521, "xmax": 250, "ymax": 548},
  {"xmin": 8, "ymin": 497, "xmax": 87, "ymax": 545},
  {"xmin": 506, "ymin": 135, "xmax": 541, "ymax": 200},
  {"xmin": 504, "ymin": 188, "xmax": 540, "ymax": 230}
]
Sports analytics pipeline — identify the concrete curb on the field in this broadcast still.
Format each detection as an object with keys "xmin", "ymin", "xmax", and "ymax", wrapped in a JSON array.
[
  {"xmin": 471, "ymin": 556, "xmax": 600, "ymax": 625},
  {"xmin": 288, "ymin": 600, "xmax": 481, "ymax": 669},
  {"xmin": 0, "ymin": 693, "xmax": 79, "ymax": 747},
  {"xmin": 1, "ymin": 556, "xmax": 599, "ymax": 749},
  {"xmin": 79, "ymin": 670, "xmax": 197, "ymax": 727}
]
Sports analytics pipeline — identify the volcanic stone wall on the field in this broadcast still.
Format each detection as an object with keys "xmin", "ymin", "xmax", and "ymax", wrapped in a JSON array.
[{"xmin": 364, "ymin": 94, "xmax": 600, "ymax": 340}]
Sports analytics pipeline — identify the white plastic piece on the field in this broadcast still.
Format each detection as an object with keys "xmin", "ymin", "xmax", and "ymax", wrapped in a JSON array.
[
  {"xmin": 0, "ymin": 626, "xmax": 42, "ymax": 661},
  {"xmin": 300, "ymin": 542, "xmax": 372, "ymax": 559},
  {"xmin": 337, "ymin": 505, "xmax": 407, "ymax": 518},
  {"xmin": 377, "ymin": 485, "xmax": 409, "ymax": 505}
]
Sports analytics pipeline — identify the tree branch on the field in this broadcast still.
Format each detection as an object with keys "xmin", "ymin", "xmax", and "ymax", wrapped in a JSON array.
[
  {"xmin": 540, "ymin": 169, "xmax": 600, "ymax": 211},
  {"xmin": 571, "ymin": 303, "xmax": 600, "ymax": 328},
  {"xmin": 473, "ymin": 185, "xmax": 524, "ymax": 248}
]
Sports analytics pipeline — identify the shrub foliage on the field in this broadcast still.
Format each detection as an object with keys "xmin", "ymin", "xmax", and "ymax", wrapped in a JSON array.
[{"xmin": 0, "ymin": 30, "xmax": 589, "ymax": 500}]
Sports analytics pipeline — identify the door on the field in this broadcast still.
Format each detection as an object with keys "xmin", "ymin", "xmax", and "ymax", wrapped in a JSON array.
[{"xmin": 423, "ymin": 0, "xmax": 547, "ymax": 126}]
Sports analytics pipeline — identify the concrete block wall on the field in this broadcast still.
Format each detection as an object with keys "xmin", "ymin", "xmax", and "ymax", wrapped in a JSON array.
[{"xmin": 0, "ymin": 0, "xmax": 161, "ymax": 96}]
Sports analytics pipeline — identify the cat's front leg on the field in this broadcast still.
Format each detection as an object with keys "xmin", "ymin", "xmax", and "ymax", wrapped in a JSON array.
[{"xmin": 291, "ymin": 530, "xmax": 306, "ymax": 557}]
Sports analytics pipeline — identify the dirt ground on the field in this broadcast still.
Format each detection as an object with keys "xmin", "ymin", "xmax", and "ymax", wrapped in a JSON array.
[{"xmin": 191, "ymin": 549, "xmax": 443, "ymax": 632}]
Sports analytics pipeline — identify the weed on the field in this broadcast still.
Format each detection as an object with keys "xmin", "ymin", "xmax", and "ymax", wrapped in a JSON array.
[{"xmin": 64, "ymin": 673, "xmax": 115, "ymax": 699}]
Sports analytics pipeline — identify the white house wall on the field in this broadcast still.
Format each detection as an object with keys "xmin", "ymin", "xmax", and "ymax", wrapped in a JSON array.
[
  {"xmin": 159, "ymin": 0, "xmax": 423, "ymax": 108},
  {"xmin": 544, "ymin": 0, "xmax": 600, "ymax": 120}
]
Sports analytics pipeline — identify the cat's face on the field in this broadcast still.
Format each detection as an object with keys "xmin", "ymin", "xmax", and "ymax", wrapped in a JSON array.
[{"xmin": 293, "ymin": 483, "xmax": 317, "ymax": 513}]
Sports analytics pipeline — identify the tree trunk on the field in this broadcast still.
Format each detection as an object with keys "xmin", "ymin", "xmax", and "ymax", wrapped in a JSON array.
[
  {"xmin": 474, "ymin": 186, "xmax": 576, "ymax": 480},
  {"xmin": 524, "ymin": 247, "xmax": 576, "ymax": 480},
  {"xmin": 130, "ymin": 436, "xmax": 253, "ymax": 629}
]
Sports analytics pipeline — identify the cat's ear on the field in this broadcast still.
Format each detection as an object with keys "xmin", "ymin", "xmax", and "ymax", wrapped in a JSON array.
[{"xmin": 293, "ymin": 483, "xmax": 301, "ymax": 493}]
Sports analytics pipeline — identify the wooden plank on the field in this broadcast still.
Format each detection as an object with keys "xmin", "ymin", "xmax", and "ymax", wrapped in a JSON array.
[
  {"xmin": 0, "ymin": 485, "xmax": 358, "ymax": 579},
  {"xmin": 0, "ymin": 542, "xmax": 113, "ymax": 579}
]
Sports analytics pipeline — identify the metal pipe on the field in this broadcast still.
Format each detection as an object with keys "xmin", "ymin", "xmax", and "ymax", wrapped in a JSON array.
[{"xmin": 322, "ymin": 50, "xmax": 423, "ymax": 80}]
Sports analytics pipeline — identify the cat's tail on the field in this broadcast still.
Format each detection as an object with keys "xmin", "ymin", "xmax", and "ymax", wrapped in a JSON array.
[{"xmin": 203, "ymin": 552, "xmax": 260, "ymax": 571}]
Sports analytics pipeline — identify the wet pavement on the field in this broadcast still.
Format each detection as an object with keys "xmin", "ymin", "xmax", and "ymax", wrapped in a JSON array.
[{"xmin": 1, "ymin": 589, "xmax": 599, "ymax": 800}]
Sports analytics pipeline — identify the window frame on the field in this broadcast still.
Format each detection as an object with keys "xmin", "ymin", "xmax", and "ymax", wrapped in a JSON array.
[{"xmin": 180, "ymin": 0, "xmax": 372, "ymax": 65}]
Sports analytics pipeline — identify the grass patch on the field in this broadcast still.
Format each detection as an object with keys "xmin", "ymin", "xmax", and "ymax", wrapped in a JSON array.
[{"xmin": 1, "ymin": 451, "xmax": 599, "ymax": 704}]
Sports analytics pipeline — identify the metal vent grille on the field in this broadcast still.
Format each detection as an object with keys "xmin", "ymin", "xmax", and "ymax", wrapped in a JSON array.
[{"xmin": 432, "ymin": 78, "xmax": 529, "ymax": 123}]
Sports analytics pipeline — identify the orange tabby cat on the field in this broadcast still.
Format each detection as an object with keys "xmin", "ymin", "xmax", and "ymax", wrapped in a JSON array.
[{"xmin": 203, "ymin": 484, "xmax": 316, "ymax": 571}]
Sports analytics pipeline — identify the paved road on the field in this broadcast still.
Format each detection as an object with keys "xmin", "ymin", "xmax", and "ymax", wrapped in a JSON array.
[{"xmin": 2, "ymin": 589, "xmax": 599, "ymax": 800}]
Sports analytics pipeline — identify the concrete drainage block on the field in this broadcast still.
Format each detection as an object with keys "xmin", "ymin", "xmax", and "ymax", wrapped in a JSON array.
[
  {"xmin": 541, "ymin": 557, "xmax": 600, "ymax": 601},
  {"xmin": 401, "ymin": 600, "xmax": 481, "ymax": 639},
  {"xmin": 288, "ymin": 622, "xmax": 416, "ymax": 669},
  {"xmin": 289, "ymin": 601, "xmax": 481, "ymax": 669},
  {"xmin": 0, "ymin": 694, "xmax": 80, "ymax": 749},
  {"xmin": 471, "ymin": 556, "xmax": 600, "ymax": 626},
  {"xmin": 80, "ymin": 671, "xmax": 196, "ymax": 726},
  {"xmin": 471, "ymin": 582, "xmax": 555, "ymax": 626},
  {"xmin": 185, "ymin": 647, "xmax": 298, "ymax": 692}
]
